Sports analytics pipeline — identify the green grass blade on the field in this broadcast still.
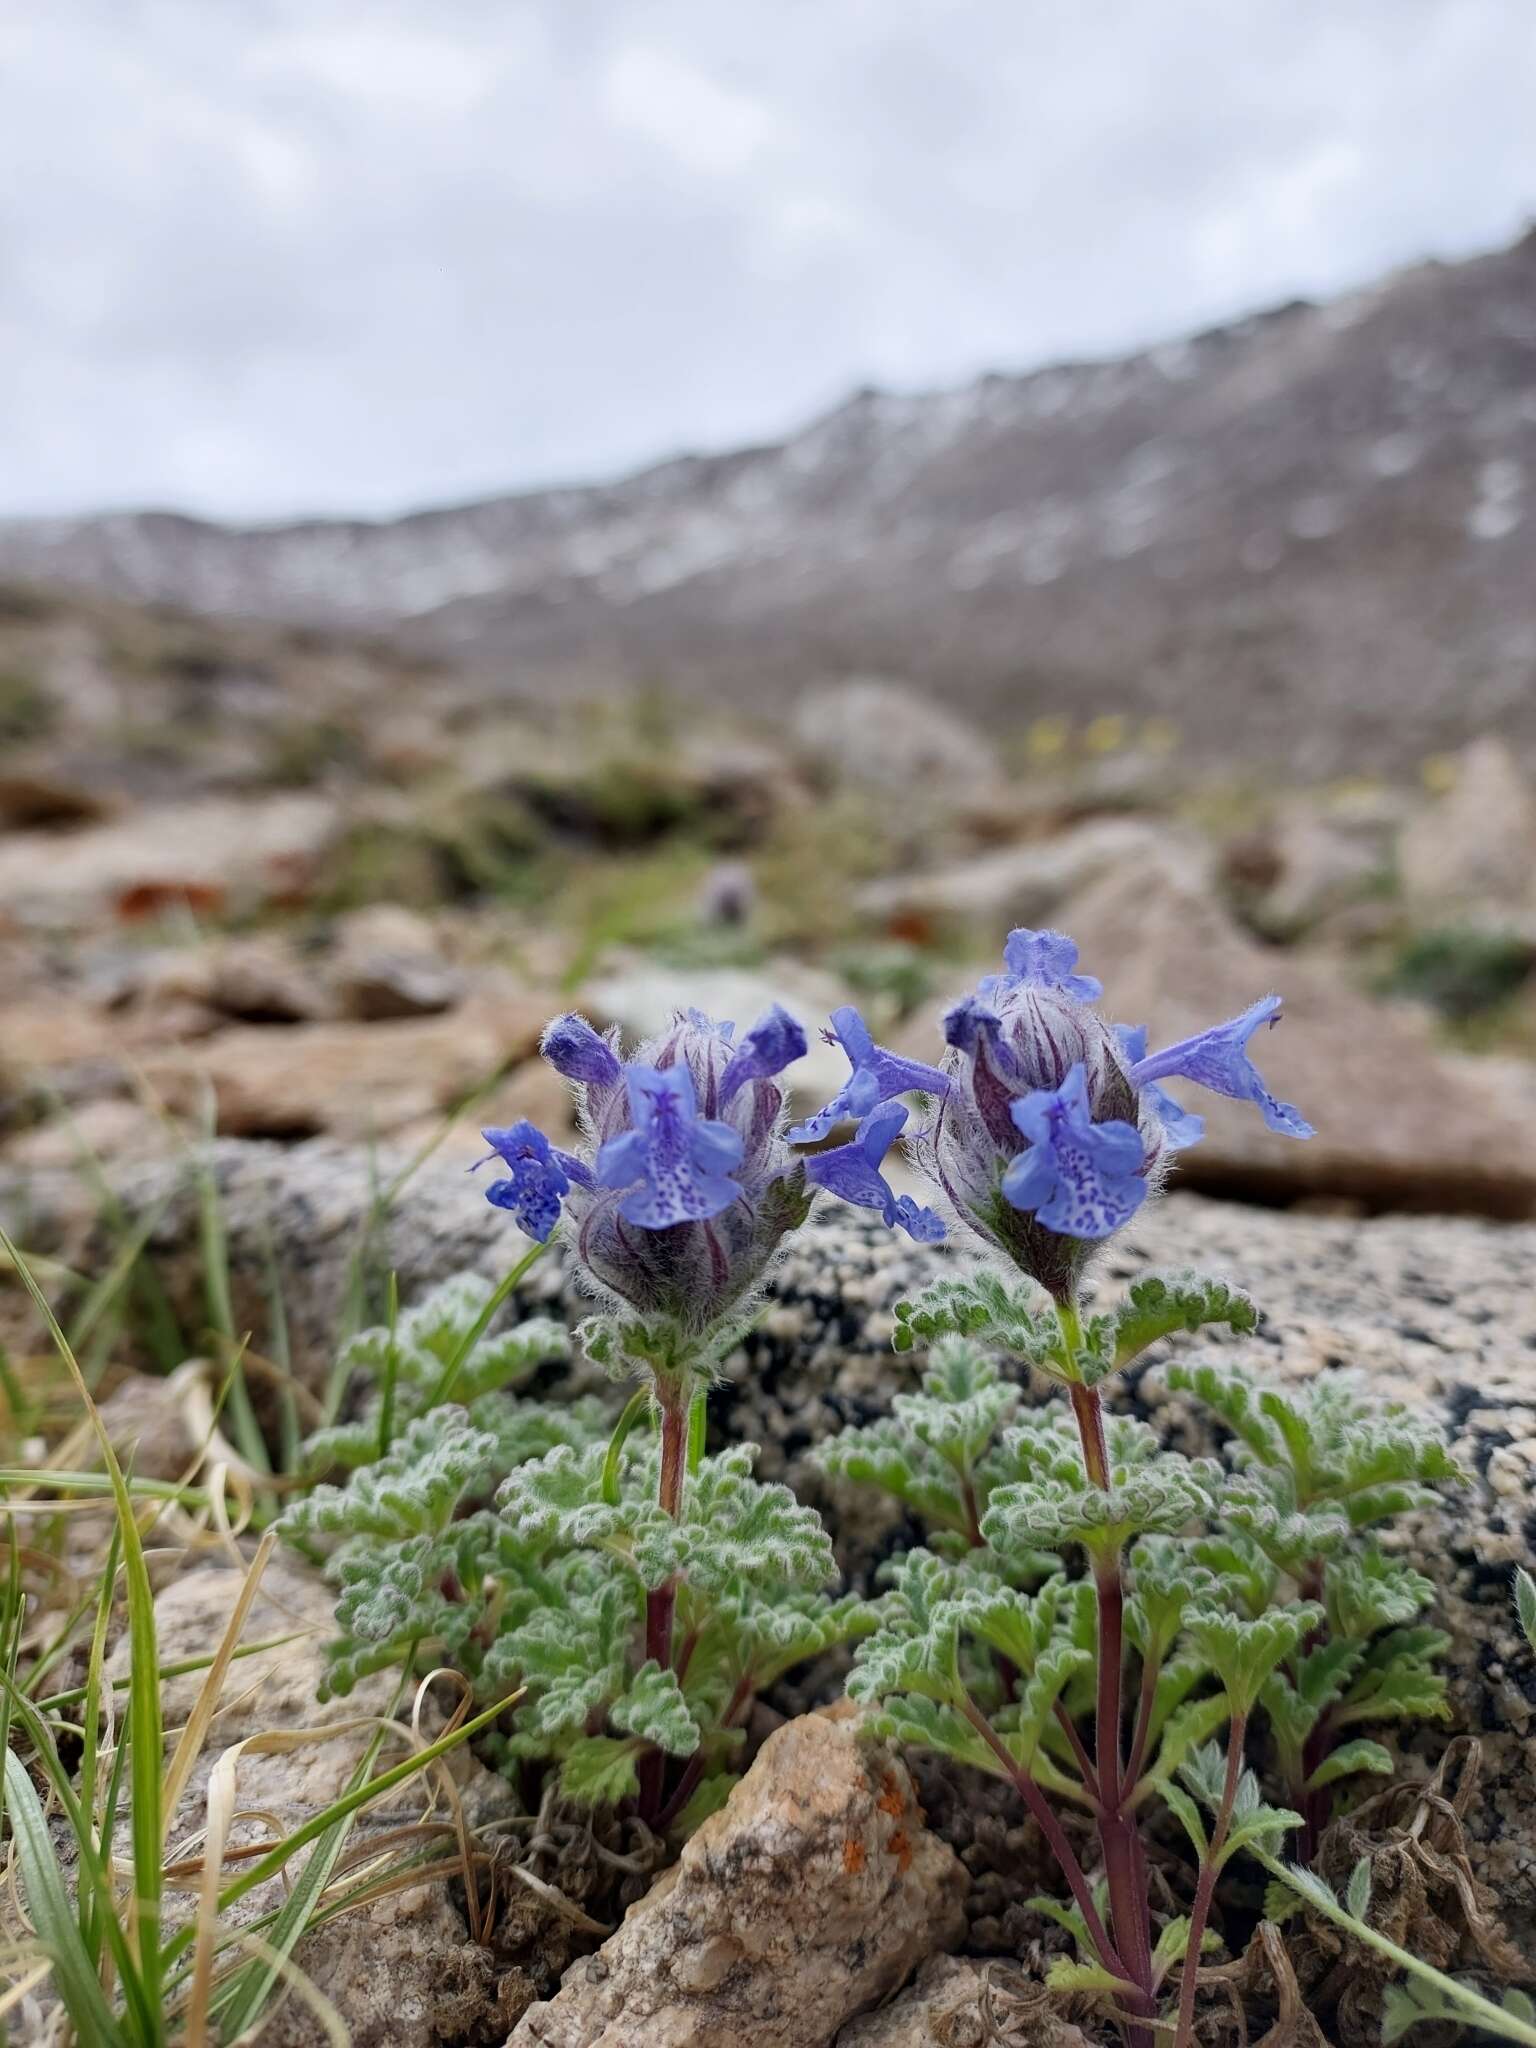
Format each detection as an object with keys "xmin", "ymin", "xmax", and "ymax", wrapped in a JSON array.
[
  {"xmin": 427, "ymin": 1240, "xmax": 546, "ymax": 1406},
  {"xmin": 209, "ymin": 1728, "xmax": 387, "ymax": 2037},
  {"xmin": 0, "ymin": 1225, "xmax": 165, "ymax": 2025},
  {"xmin": 2, "ymin": 1751, "xmax": 129, "ymax": 2048}
]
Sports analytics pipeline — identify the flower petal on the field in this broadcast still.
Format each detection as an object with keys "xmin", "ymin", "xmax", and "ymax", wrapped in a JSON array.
[
  {"xmin": 718, "ymin": 1003, "xmax": 808, "ymax": 1104},
  {"xmin": 541, "ymin": 1014, "xmax": 622, "ymax": 1088},
  {"xmin": 1127, "ymin": 997, "xmax": 1313, "ymax": 1139}
]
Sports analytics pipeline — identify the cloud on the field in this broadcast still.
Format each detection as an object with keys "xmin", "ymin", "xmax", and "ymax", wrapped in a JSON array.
[{"xmin": 1, "ymin": 0, "xmax": 1532, "ymax": 519}]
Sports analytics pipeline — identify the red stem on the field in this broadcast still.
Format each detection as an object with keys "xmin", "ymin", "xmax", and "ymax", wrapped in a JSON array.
[
  {"xmin": 1071, "ymin": 1379, "xmax": 1157, "ymax": 2044},
  {"xmin": 655, "ymin": 1670, "xmax": 755, "ymax": 1833},
  {"xmin": 960, "ymin": 1697, "xmax": 1132, "ymax": 1990},
  {"xmin": 637, "ymin": 1387, "xmax": 690, "ymax": 1824},
  {"xmin": 1172, "ymin": 1710, "xmax": 1247, "ymax": 2048},
  {"xmin": 1123, "ymin": 1648, "xmax": 1160, "ymax": 1794}
]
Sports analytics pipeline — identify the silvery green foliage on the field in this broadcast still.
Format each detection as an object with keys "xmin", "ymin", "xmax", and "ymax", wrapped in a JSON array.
[
  {"xmin": 299, "ymin": 1273, "xmax": 595, "ymax": 1478},
  {"xmin": 1167, "ymin": 1361, "xmax": 1462, "ymax": 1809},
  {"xmin": 484, "ymin": 1438, "xmax": 868, "ymax": 1810},
  {"xmin": 282, "ymin": 1297, "xmax": 866, "ymax": 1815},
  {"xmin": 981, "ymin": 1411, "xmax": 1223, "ymax": 1564},
  {"xmin": 812, "ymin": 1338, "xmax": 1055, "ymax": 1568},
  {"xmin": 893, "ymin": 1269, "xmax": 1257, "ymax": 1387}
]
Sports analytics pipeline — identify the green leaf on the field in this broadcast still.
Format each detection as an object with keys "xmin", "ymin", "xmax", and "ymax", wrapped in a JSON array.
[
  {"xmin": 1111, "ymin": 1271, "xmax": 1259, "ymax": 1370},
  {"xmin": 1305, "ymin": 1739, "xmax": 1395, "ymax": 1794},
  {"xmin": 1045, "ymin": 1958, "xmax": 1132, "ymax": 1997},
  {"xmin": 559, "ymin": 1735, "xmax": 643, "ymax": 1807},
  {"xmin": 2, "ymin": 1750, "xmax": 128, "ymax": 2048},
  {"xmin": 1184, "ymin": 1603, "xmax": 1323, "ymax": 1714},
  {"xmin": 611, "ymin": 1661, "xmax": 700, "ymax": 1757},
  {"xmin": 671, "ymin": 1770, "xmax": 738, "ymax": 1836},
  {"xmin": 1346, "ymin": 1856, "xmax": 1372, "ymax": 1921},
  {"xmin": 1516, "ymin": 1568, "xmax": 1536, "ymax": 1656},
  {"xmin": 1160, "ymin": 1782, "xmax": 1209, "ymax": 1863},
  {"xmin": 1138, "ymin": 1692, "xmax": 1233, "ymax": 1797}
]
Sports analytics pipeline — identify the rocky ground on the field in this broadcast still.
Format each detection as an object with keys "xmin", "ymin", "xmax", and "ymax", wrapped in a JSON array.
[
  {"xmin": 6, "ymin": 641, "xmax": 1536, "ymax": 2043},
  {"xmin": 10, "ymin": 1180, "xmax": 1536, "ymax": 2045}
]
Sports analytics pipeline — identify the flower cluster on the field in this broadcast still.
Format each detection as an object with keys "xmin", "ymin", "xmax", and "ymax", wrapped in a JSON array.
[
  {"xmin": 475, "ymin": 929, "xmax": 1310, "ymax": 1328},
  {"xmin": 797, "ymin": 926, "xmax": 1311, "ymax": 1302},
  {"xmin": 474, "ymin": 1003, "xmax": 945, "ymax": 1351}
]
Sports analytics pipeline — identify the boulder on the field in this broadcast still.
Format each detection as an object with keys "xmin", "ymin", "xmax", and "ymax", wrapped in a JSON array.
[
  {"xmin": 793, "ymin": 679, "xmax": 1001, "ymax": 803},
  {"xmin": 89, "ymin": 1556, "xmax": 533, "ymax": 2048},
  {"xmin": 137, "ymin": 979, "xmax": 552, "ymax": 1142},
  {"xmin": 330, "ymin": 903, "xmax": 464, "ymax": 1020},
  {"xmin": 0, "ymin": 791, "xmax": 341, "ymax": 927},
  {"xmin": 1054, "ymin": 862, "xmax": 1536, "ymax": 1216},
  {"xmin": 857, "ymin": 818, "xmax": 1204, "ymax": 934},
  {"xmin": 1398, "ymin": 738, "xmax": 1536, "ymax": 913},
  {"xmin": 508, "ymin": 1710, "xmax": 968, "ymax": 2048}
]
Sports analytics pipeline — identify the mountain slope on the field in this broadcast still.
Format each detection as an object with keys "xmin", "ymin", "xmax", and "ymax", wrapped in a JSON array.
[{"xmin": 3, "ymin": 229, "xmax": 1535, "ymax": 771}]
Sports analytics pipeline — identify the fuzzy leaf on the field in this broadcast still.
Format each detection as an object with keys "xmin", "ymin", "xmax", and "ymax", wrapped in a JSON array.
[
  {"xmin": 1110, "ymin": 1270, "xmax": 1258, "ymax": 1370},
  {"xmin": 1346, "ymin": 1856, "xmax": 1372, "ymax": 1921},
  {"xmin": 611, "ymin": 1661, "xmax": 700, "ymax": 1757},
  {"xmin": 1183, "ymin": 1603, "xmax": 1323, "ymax": 1714},
  {"xmin": 1516, "ymin": 1568, "xmax": 1536, "ymax": 1656},
  {"xmin": 671, "ymin": 1771, "xmax": 738, "ymax": 1836},
  {"xmin": 1305, "ymin": 1738, "xmax": 1395, "ymax": 1794},
  {"xmin": 559, "ymin": 1736, "xmax": 643, "ymax": 1807}
]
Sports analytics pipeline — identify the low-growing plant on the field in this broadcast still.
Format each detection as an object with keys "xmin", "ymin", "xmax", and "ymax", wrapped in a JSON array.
[
  {"xmin": 281, "ymin": 923, "xmax": 1481, "ymax": 2044},
  {"xmin": 800, "ymin": 928, "xmax": 1465, "ymax": 2046}
]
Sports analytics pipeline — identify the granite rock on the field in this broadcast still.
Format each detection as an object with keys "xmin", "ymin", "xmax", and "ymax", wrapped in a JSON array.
[{"xmin": 508, "ymin": 1710, "xmax": 968, "ymax": 2048}]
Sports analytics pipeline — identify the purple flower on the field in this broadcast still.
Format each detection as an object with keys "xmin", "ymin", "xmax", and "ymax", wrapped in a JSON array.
[
  {"xmin": 1001, "ymin": 1066, "xmax": 1147, "ymax": 1239},
  {"xmin": 788, "ymin": 1005, "xmax": 949, "ymax": 1143},
  {"xmin": 719, "ymin": 1004, "xmax": 808, "ymax": 1106},
  {"xmin": 471, "ymin": 1121, "xmax": 593, "ymax": 1243},
  {"xmin": 980, "ymin": 927, "xmax": 1104, "ymax": 1003},
  {"xmin": 596, "ymin": 1064, "xmax": 746, "ymax": 1228},
  {"xmin": 541, "ymin": 1013, "xmax": 622, "ymax": 1090},
  {"xmin": 1114, "ymin": 1025, "xmax": 1205, "ymax": 1151},
  {"xmin": 1126, "ymin": 997, "xmax": 1313, "ymax": 1139},
  {"xmin": 805, "ymin": 1102, "xmax": 947, "ymax": 1243}
]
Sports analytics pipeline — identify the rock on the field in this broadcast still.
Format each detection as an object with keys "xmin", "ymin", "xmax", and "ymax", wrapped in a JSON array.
[
  {"xmin": 1, "ymin": 1097, "xmax": 176, "ymax": 1171},
  {"xmin": 95, "ymin": 1368, "xmax": 201, "ymax": 1482},
  {"xmin": 205, "ymin": 935, "xmax": 330, "ymax": 1024},
  {"xmin": 508, "ymin": 1711, "xmax": 968, "ymax": 2048},
  {"xmin": 1399, "ymin": 738, "xmax": 1536, "ymax": 913},
  {"xmin": 1055, "ymin": 861, "xmax": 1536, "ymax": 1217},
  {"xmin": 138, "ymin": 978, "xmax": 552, "ymax": 1142},
  {"xmin": 0, "ymin": 791, "xmax": 341, "ymax": 928},
  {"xmin": 331, "ymin": 904, "xmax": 464, "ymax": 1020},
  {"xmin": 793, "ymin": 679, "xmax": 1001, "ymax": 804},
  {"xmin": 0, "ymin": 763, "xmax": 119, "ymax": 829},
  {"xmin": 857, "ymin": 818, "xmax": 1203, "ymax": 933},
  {"xmin": 834, "ymin": 1954, "xmax": 1091, "ymax": 2047},
  {"xmin": 1236, "ymin": 800, "xmax": 1388, "ymax": 937},
  {"xmin": 585, "ymin": 959, "xmax": 853, "ymax": 1116}
]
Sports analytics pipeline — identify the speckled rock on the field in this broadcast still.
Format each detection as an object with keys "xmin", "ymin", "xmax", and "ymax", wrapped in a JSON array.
[{"xmin": 508, "ymin": 1710, "xmax": 968, "ymax": 2048}]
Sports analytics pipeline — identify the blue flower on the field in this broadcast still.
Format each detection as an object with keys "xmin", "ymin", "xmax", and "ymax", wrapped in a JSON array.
[
  {"xmin": 1125, "ymin": 997, "xmax": 1313, "ymax": 1139},
  {"xmin": 788, "ymin": 1005, "xmax": 949, "ymax": 1144},
  {"xmin": 541, "ymin": 1014, "xmax": 622, "ymax": 1090},
  {"xmin": 1114, "ymin": 1025, "xmax": 1205, "ymax": 1151},
  {"xmin": 1000, "ymin": 1065, "xmax": 1147, "ymax": 1239},
  {"xmin": 472, "ymin": 1121, "xmax": 593, "ymax": 1242},
  {"xmin": 719, "ymin": 1004, "xmax": 808, "ymax": 1105},
  {"xmin": 805, "ymin": 1101, "xmax": 947, "ymax": 1243},
  {"xmin": 595, "ymin": 1063, "xmax": 747, "ymax": 1228},
  {"xmin": 979, "ymin": 928, "xmax": 1103, "ymax": 1004}
]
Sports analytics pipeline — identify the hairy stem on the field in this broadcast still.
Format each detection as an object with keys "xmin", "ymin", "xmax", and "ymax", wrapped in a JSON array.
[
  {"xmin": 1172, "ymin": 1708, "xmax": 1246, "ymax": 2048},
  {"xmin": 638, "ymin": 1382, "xmax": 691, "ymax": 1823},
  {"xmin": 655, "ymin": 1670, "xmax": 754, "ymax": 1833},
  {"xmin": 1068, "ymin": 1372, "xmax": 1156, "ymax": 2040},
  {"xmin": 959, "ymin": 1697, "xmax": 1130, "ymax": 1990},
  {"xmin": 1123, "ymin": 1647, "xmax": 1161, "ymax": 1794}
]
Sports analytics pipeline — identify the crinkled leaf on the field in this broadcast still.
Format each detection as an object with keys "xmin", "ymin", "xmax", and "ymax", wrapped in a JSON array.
[
  {"xmin": 610, "ymin": 1661, "xmax": 700, "ymax": 1757},
  {"xmin": 559, "ymin": 1735, "xmax": 643, "ymax": 1807},
  {"xmin": 1305, "ymin": 1738, "xmax": 1395, "ymax": 1794}
]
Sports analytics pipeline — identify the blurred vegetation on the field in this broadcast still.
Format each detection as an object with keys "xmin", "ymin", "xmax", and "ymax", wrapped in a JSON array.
[
  {"xmin": 0, "ymin": 665, "xmax": 55, "ymax": 745},
  {"xmin": 1380, "ymin": 926, "xmax": 1536, "ymax": 1022}
]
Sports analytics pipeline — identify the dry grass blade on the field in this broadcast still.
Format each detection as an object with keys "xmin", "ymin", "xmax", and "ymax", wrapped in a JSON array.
[{"xmin": 162, "ymin": 1528, "xmax": 277, "ymax": 1832}]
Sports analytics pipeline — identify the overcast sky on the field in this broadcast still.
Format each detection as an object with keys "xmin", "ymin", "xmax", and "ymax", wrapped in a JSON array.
[{"xmin": 3, "ymin": 0, "xmax": 1534, "ymax": 524}]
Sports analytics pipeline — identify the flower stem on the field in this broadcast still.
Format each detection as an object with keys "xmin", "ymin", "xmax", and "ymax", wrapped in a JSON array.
[
  {"xmin": 1066, "ymin": 1369, "xmax": 1157, "ymax": 2043},
  {"xmin": 1172, "ymin": 1708, "xmax": 1246, "ymax": 2048},
  {"xmin": 638, "ymin": 1379, "xmax": 691, "ymax": 1823},
  {"xmin": 959, "ymin": 1697, "xmax": 1130, "ymax": 1990}
]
